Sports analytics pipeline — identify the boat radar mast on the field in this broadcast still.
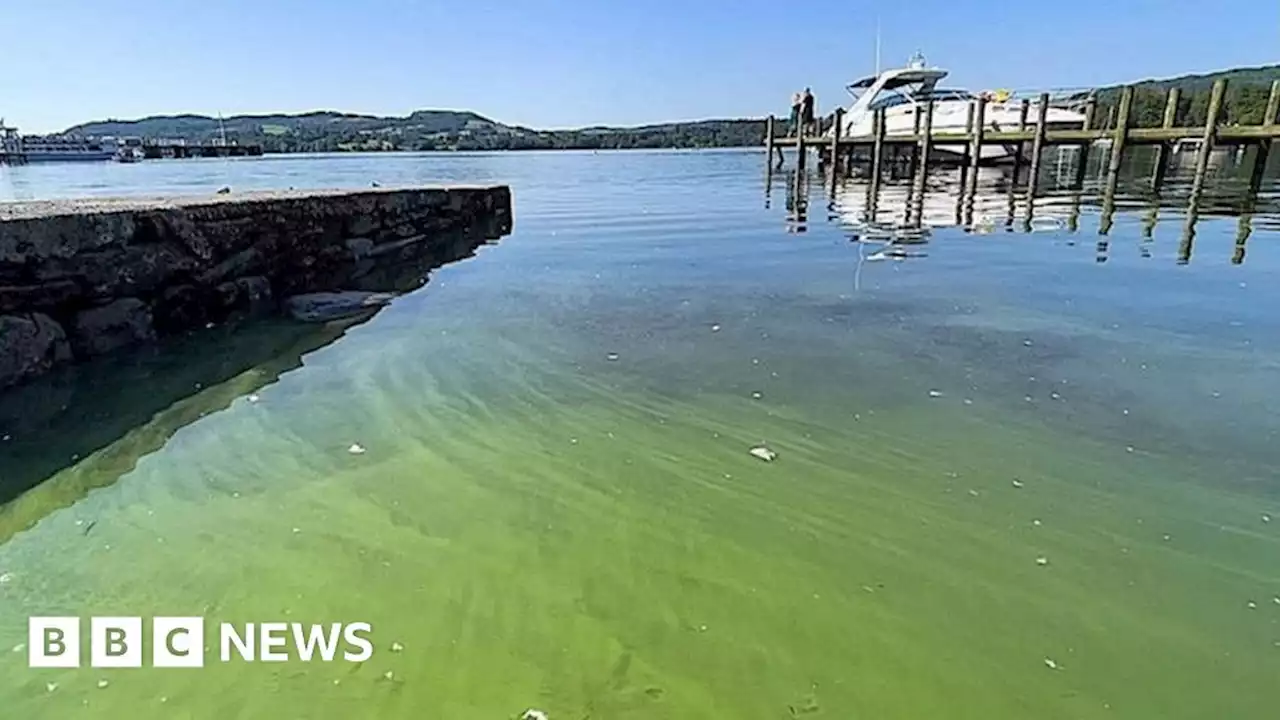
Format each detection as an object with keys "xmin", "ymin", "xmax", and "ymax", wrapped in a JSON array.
[{"xmin": 908, "ymin": 51, "xmax": 927, "ymax": 70}]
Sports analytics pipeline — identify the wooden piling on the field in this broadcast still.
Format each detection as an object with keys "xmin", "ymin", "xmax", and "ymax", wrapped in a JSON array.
[
  {"xmin": 829, "ymin": 108, "xmax": 843, "ymax": 169},
  {"xmin": 867, "ymin": 108, "xmax": 886, "ymax": 220},
  {"xmin": 828, "ymin": 109, "xmax": 843, "ymax": 201},
  {"xmin": 1187, "ymin": 79, "xmax": 1227, "ymax": 203},
  {"xmin": 1252, "ymin": 80, "xmax": 1280, "ymax": 212},
  {"xmin": 1024, "ymin": 93, "xmax": 1051, "ymax": 223},
  {"xmin": 765, "ymin": 115, "xmax": 777, "ymax": 171},
  {"xmin": 911, "ymin": 100, "xmax": 935, "ymax": 227},
  {"xmin": 1099, "ymin": 85, "xmax": 1134, "ymax": 234},
  {"xmin": 1151, "ymin": 88, "xmax": 1180, "ymax": 189},
  {"xmin": 955, "ymin": 102, "xmax": 976, "ymax": 223},
  {"xmin": 1011, "ymin": 98, "xmax": 1031, "ymax": 178},
  {"xmin": 1180, "ymin": 78, "xmax": 1228, "ymax": 264},
  {"xmin": 1070, "ymin": 96, "xmax": 1097, "ymax": 191},
  {"xmin": 963, "ymin": 97, "xmax": 988, "ymax": 225},
  {"xmin": 1266, "ymin": 80, "xmax": 1280, "ymax": 127},
  {"xmin": 796, "ymin": 120, "xmax": 807, "ymax": 174}
]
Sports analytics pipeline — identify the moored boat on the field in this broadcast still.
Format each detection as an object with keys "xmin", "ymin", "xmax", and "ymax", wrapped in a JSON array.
[{"xmin": 831, "ymin": 53, "xmax": 1090, "ymax": 163}]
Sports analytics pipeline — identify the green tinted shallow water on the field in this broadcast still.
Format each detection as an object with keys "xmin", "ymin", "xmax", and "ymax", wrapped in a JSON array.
[{"xmin": 1, "ymin": 151, "xmax": 1279, "ymax": 718}]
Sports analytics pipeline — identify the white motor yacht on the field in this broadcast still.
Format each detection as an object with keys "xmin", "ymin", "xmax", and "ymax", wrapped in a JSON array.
[{"xmin": 833, "ymin": 53, "xmax": 1090, "ymax": 163}]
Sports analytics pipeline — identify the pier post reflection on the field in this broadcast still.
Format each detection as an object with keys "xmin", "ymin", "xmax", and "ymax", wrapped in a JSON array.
[{"xmin": 811, "ymin": 140, "xmax": 1274, "ymax": 266}]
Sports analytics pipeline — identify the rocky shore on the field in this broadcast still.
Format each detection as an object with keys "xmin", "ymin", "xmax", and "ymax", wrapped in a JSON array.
[{"xmin": 0, "ymin": 186, "xmax": 512, "ymax": 388}]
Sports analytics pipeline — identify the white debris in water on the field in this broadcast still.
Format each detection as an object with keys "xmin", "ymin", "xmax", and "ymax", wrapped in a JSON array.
[
  {"xmin": 1247, "ymin": 601, "xmax": 1257, "ymax": 610},
  {"xmin": 1044, "ymin": 658, "xmax": 1059, "ymax": 670},
  {"xmin": 46, "ymin": 682, "xmax": 58, "ymax": 693},
  {"xmin": 1023, "ymin": 339, "xmax": 1033, "ymax": 347},
  {"xmin": 160, "ymin": 696, "xmax": 168, "ymax": 703},
  {"xmin": 1036, "ymin": 556, "xmax": 1049, "ymax": 567},
  {"xmin": 749, "ymin": 446, "xmax": 777, "ymax": 462},
  {"xmin": 348, "ymin": 443, "xmax": 367, "ymax": 455},
  {"xmin": 0, "ymin": 572, "xmax": 11, "ymax": 584},
  {"xmin": 1163, "ymin": 534, "xmax": 1172, "ymax": 542},
  {"xmin": 292, "ymin": 528, "xmax": 301, "ymax": 534},
  {"xmin": 751, "ymin": 391, "xmax": 762, "ymax": 399},
  {"xmin": 13, "ymin": 643, "xmax": 25, "ymax": 653},
  {"xmin": 390, "ymin": 642, "xmax": 404, "ymax": 652},
  {"xmin": 968, "ymin": 489, "xmax": 980, "ymax": 498},
  {"xmin": 1032, "ymin": 519, "xmax": 1042, "ymax": 527},
  {"xmin": 1273, "ymin": 596, "xmax": 1280, "ymax": 606},
  {"xmin": 963, "ymin": 398, "xmax": 973, "ymax": 405},
  {"xmin": 97, "ymin": 680, "xmax": 110, "ymax": 689},
  {"xmin": 522, "ymin": 710, "xmax": 550, "ymax": 720},
  {"xmin": 928, "ymin": 390, "xmax": 944, "ymax": 398},
  {"xmin": 711, "ymin": 324, "xmax": 721, "ymax": 332},
  {"xmin": 1, "ymin": 434, "xmax": 9, "ymax": 441},
  {"xmin": 1126, "ymin": 446, "xmax": 1135, "ymax": 453},
  {"xmin": 569, "ymin": 438, "xmax": 578, "ymax": 445},
  {"xmin": 247, "ymin": 394, "xmax": 261, "ymax": 404},
  {"xmin": 383, "ymin": 671, "xmax": 395, "ymax": 681},
  {"xmin": 606, "ymin": 353, "xmax": 619, "ymax": 361},
  {"xmin": 1012, "ymin": 479, "xmax": 1024, "ymax": 489},
  {"xmin": 1263, "ymin": 513, "xmax": 1272, "ymax": 523}
]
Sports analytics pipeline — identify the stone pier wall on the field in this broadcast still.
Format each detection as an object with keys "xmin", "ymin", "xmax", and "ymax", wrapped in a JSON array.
[{"xmin": 0, "ymin": 186, "xmax": 512, "ymax": 388}]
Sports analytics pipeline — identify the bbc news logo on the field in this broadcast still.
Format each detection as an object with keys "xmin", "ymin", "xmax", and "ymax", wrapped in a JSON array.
[{"xmin": 28, "ymin": 617, "xmax": 374, "ymax": 668}]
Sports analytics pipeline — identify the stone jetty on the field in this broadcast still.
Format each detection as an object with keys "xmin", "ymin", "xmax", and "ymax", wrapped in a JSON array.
[{"xmin": 0, "ymin": 186, "xmax": 512, "ymax": 388}]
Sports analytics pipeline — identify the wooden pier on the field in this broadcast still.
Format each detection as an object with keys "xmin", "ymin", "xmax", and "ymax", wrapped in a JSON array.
[{"xmin": 766, "ymin": 79, "xmax": 1280, "ymax": 229}]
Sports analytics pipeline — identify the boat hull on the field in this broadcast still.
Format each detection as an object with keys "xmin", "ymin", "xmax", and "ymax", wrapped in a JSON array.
[{"xmin": 837, "ymin": 100, "xmax": 1089, "ymax": 164}]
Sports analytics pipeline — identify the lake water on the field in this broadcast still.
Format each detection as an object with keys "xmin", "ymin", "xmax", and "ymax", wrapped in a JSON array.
[{"xmin": 1, "ymin": 149, "xmax": 1279, "ymax": 719}]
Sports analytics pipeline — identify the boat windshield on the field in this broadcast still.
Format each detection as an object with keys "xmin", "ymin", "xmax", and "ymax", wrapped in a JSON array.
[
  {"xmin": 917, "ymin": 88, "xmax": 974, "ymax": 102},
  {"xmin": 863, "ymin": 86, "xmax": 975, "ymax": 112},
  {"xmin": 868, "ymin": 93, "xmax": 915, "ymax": 112}
]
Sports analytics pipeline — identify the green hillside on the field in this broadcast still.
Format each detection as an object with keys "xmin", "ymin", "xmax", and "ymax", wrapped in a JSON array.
[
  {"xmin": 1092, "ymin": 64, "xmax": 1280, "ymax": 127},
  {"xmin": 66, "ymin": 111, "xmax": 765, "ymax": 152}
]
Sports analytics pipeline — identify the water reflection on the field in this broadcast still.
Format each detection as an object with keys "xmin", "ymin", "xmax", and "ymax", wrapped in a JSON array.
[
  {"xmin": 779, "ymin": 144, "xmax": 1280, "ymax": 265},
  {"xmin": 0, "ymin": 224, "xmax": 510, "ymax": 536},
  {"xmin": 0, "ymin": 318, "xmax": 358, "ymax": 542}
]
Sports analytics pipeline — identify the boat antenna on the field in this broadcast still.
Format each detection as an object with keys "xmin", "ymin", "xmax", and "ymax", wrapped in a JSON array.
[{"xmin": 874, "ymin": 17, "xmax": 881, "ymax": 75}]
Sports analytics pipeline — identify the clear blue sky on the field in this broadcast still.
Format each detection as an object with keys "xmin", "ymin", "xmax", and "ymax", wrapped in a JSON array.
[{"xmin": 5, "ymin": 0, "xmax": 1279, "ymax": 133}]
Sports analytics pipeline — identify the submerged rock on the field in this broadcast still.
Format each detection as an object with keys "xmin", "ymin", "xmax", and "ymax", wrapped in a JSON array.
[
  {"xmin": 0, "ymin": 313, "xmax": 73, "ymax": 388},
  {"xmin": 284, "ymin": 291, "xmax": 397, "ymax": 323}
]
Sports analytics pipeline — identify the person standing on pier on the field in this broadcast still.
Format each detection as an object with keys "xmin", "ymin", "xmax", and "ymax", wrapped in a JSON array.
[
  {"xmin": 801, "ymin": 88, "xmax": 815, "ymax": 136},
  {"xmin": 789, "ymin": 90, "xmax": 803, "ymax": 137}
]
